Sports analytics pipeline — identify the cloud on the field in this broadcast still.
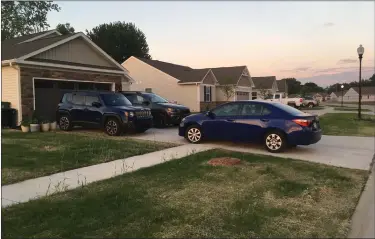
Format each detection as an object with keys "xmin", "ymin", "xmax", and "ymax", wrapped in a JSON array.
[
  {"xmin": 323, "ymin": 22, "xmax": 335, "ymax": 27},
  {"xmin": 280, "ymin": 67, "xmax": 311, "ymax": 73},
  {"xmin": 337, "ymin": 58, "xmax": 357, "ymax": 64}
]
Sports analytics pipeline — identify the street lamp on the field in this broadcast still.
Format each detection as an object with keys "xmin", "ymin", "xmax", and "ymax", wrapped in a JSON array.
[
  {"xmin": 357, "ymin": 44, "xmax": 364, "ymax": 119},
  {"xmin": 341, "ymin": 84, "xmax": 344, "ymax": 107}
]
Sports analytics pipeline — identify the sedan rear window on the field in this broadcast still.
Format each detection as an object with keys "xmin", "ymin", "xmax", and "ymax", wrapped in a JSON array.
[{"xmin": 273, "ymin": 103, "xmax": 308, "ymax": 116}]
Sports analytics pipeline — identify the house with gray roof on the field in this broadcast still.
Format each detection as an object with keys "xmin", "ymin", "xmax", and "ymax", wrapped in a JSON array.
[
  {"xmin": 344, "ymin": 86, "xmax": 375, "ymax": 102},
  {"xmin": 122, "ymin": 56, "xmax": 254, "ymax": 112},
  {"xmin": 251, "ymin": 76, "xmax": 278, "ymax": 99},
  {"xmin": 2, "ymin": 30, "xmax": 133, "ymax": 122}
]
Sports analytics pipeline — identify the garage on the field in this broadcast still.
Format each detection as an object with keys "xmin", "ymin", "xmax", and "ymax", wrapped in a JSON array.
[
  {"xmin": 34, "ymin": 78, "xmax": 113, "ymax": 121},
  {"xmin": 236, "ymin": 91, "xmax": 250, "ymax": 100}
]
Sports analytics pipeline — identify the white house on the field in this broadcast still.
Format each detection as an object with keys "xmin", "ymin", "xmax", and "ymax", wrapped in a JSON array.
[{"xmin": 344, "ymin": 87, "xmax": 375, "ymax": 102}]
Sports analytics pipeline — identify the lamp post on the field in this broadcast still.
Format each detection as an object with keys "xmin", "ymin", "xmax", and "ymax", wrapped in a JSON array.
[
  {"xmin": 357, "ymin": 44, "xmax": 364, "ymax": 119},
  {"xmin": 341, "ymin": 84, "xmax": 344, "ymax": 107}
]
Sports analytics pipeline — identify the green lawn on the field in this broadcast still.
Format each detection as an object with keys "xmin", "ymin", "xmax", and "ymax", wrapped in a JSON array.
[
  {"xmin": 333, "ymin": 107, "xmax": 372, "ymax": 112},
  {"xmin": 1, "ymin": 130, "xmax": 175, "ymax": 185},
  {"xmin": 319, "ymin": 113, "xmax": 375, "ymax": 136},
  {"xmin": 300, "ymin": 106, "xmax": 325, "ymax": 110},
  {"xmin": 2, "ymin": 149, "xmax": 368, "ymax": 238}
]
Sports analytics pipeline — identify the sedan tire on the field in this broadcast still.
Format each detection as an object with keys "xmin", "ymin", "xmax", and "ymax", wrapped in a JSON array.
[
  {"xmin": 264, "ymin": 130, "xmax": 286, "ymax": 153},
  {"xmin": 185, "ymin": 125, "xmax": 203, "ymax": 144}
]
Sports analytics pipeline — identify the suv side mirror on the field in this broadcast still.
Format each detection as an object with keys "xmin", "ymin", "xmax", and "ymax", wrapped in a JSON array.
[
  {"xmin": 142, "ymin": 100, "xmax": 150, "ymax": 106},
  {"xmin": 92, "ymin": 102, "xmax": 102, "ymax": 108}
]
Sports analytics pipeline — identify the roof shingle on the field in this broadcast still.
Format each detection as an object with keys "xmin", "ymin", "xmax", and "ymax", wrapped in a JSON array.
[
  {"xmin": 252, "ymin": 76, "xmax": 276, "ymax": 89},
  {"xmin": 351, "ymin": 86, "xmax": 375, "ymax": 95}
]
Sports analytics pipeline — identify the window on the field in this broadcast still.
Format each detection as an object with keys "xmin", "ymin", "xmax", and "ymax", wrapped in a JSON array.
[
  {"xmin": 212, "ymin": 103, "xmax": 241, "ymax": 116},
  {"xmin": 252, "ymin": 92, "xmax": 257, "ymax": 100},
  {"xmin": 101, "ymin": 93, "xmax": 132, "ymax": 106},
  {"xmin": 124, "ymin": 94, "xmax": 145, "ymax": 104},
  {"xmin": 274, "ymin": 94, "xmax": 280, "ymax": 99},
  {"xmin": 94, "ymin": 83, "xmax": 111, "ymax": 91},
  {"xmin": 241, "ymin": 103, "xmax": 264, "ymax": 116},
  {"xmin": 204, "ymin": 86, "xmax": 212, "ymax": 102},
  {"xmin": 72, "ymin": 94, "xmax": 85, "ymax": 105},
  {"xmin": 85, "ymin": 95, "xmax": 100, "ymax": 106}
]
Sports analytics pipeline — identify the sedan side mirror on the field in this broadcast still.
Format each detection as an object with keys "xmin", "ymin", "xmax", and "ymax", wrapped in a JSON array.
[
  {"xmin": 92, "ymin": 102, "xmax": 102, "ymax": 108},
  {"xmin": 206, "ymin": 111, "xmax": 215, "ymax": 118}
]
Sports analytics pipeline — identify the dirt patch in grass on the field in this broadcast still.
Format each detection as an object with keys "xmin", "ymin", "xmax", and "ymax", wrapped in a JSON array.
[
  {"xmin": 1, "ymin": 130, "xmax": 176, "ymax": 185},
  {"xmin": 207, "ymin": 157, "xmax": 241, "ymax": 166},
  {"xmin": 2, "ymin": 150, "xmax": 368, "ymax": 238},
  {"xmin": 319, "ymin": 113, "xmax": 375, "ymax": 136}
]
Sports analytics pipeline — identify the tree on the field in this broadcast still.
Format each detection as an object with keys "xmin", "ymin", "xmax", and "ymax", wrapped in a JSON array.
[
  {"xmin": 220, "ymin": 78, "xmax": 236, "ymax": 101},
  {"xmin": 280, "ymin": 78, "xmax": 302, "ymax": 95},
  {"xmin": 1, "ymin": 1, "xmax": 60, "ymax": 40},
  {"xmin": 86, "ymin": 21, "xmax": 151, "ymax": 63},
  {"xmin": 56, "ymin": 23, "xmax": 75, "ymax": 35},
  {"xmin": 258, "ymin": 88, "xmax": 271, "ymax": 99}
]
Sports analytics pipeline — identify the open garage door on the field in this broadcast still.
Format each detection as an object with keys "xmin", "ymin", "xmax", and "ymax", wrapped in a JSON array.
[{"xmin": 34, "ymin": 79, "xmax": 112, "ymax": 121}]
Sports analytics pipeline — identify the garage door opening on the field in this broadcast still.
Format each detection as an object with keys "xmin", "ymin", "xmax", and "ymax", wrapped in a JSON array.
[{"xmin": 34, "ymin": 79, "xmax": 112, "ymax": 121}]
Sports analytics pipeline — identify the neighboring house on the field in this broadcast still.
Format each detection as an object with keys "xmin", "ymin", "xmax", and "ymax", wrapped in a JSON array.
[
  {"xmin": 344, "ymin": 87, "xmax": 375, "ymax": 102},
  {"xmin": 1, "ymin": 30, "xmax": 133, "ymax": 123},
  {"xmin": 276, "ymin": 79, "xmax": 288, "ymax": 96},
  {"xmin": 330, "ymin": 92, "xmax": 339, "ymax": 101},
  {"xmin": 335, "ymin": 91, "xmax": 348, "ymax": 102},
  {"xmin": 251, "ymin": 76, "xmax": 278, "ymax": 99},
  {"xmin": 122, "ymin": 56, "xmax": 254, "ymax": 112}
]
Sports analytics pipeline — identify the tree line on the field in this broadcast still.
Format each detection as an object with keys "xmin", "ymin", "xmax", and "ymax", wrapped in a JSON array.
[{"xmin": 1, "ymin": 1, "xmax": 151, "ymax": 63}]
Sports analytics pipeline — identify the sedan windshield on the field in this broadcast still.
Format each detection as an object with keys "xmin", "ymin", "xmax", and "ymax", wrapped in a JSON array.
[
  {"xmin": 273, "ymin": 102, "xmax": 308, "ymax": 116},
  {"xmin": 101, "ymin": 93, "xmax": 132, "ymax": 106},
  {"xmin": 143, "ymin": 93, "xmax": 168, "ymax": 103}
]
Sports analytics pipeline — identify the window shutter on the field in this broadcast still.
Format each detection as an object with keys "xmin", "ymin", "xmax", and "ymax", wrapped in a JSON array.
[
  {"xmin": 204, "ymin": 86, "xmax": 207, "ymax": 102},
  {"xmin": 209, "ymin": 86, "xmax": 212, "ymax": 102}
]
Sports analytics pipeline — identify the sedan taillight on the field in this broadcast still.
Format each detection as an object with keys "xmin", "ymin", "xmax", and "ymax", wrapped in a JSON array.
[{"xmin": 293, "ymin": 119, "xmax": 312, "ymax": 127}]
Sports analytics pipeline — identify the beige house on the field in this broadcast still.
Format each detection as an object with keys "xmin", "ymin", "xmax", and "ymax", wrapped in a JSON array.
[
  {"xmin": 276, "ymin": 79, "xmax": 288, "ymax": 96},
  {"xmin": 122, "ymin": 56, "xmax": 254, "ymax": 112},
  {"xmin": 251, "ymin": 76, "xmax": 278, "ymax": 99},
  {"xmin": 1, "ymin": 30, "xmax": 133, "ymax": 123},
  {"xmin": 343, "ymin": 87, "xmax": 375, "ymax": 102}
]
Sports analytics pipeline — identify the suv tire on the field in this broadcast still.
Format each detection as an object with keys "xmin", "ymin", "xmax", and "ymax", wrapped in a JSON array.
[
  {"xmin": 58, "ymin": 114, "xmax": 73, "ymax": 131},
  {"xmin": 264, "ymin": 130, "xmax": 286, "ymax": 153},
  {"xmin": 155, "ymin": 115, "xmax": 166, "ymax": 128},
  {"xmin": 185, "ymin": 125, "xmax": 203, "ymax": 144},
  {"xmin": 105, "ymin": 117, "xmax": 122, "ymax": 136},
  {"xmin": 307, "ymin": 103, "xmax": 314, "ymax": 108}
]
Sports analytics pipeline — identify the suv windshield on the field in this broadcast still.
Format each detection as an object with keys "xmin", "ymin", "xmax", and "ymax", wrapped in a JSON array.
[
  {"xmin": 143, "ymin": 93, "xmax": 168, "ymax": 103},
  {"xmin": 101, "ymin": 93, "xmax": 132, "ymax": 106}
]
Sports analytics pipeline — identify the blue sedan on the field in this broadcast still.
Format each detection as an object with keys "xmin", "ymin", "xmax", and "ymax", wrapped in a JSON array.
[{"xmin": 178, "ymin": 100, "xmax": 322, "ymax": 153}]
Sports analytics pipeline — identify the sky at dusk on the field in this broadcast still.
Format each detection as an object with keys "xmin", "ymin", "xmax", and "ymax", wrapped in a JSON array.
[{"xmin": 48, "ymin": 1, "xmax": 375, "ymax": 86}]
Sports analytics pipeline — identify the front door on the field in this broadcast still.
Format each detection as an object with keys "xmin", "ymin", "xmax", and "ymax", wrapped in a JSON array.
[{"xmin": 202, "ymin": 103, "xmax": 242, "ymax": 140}]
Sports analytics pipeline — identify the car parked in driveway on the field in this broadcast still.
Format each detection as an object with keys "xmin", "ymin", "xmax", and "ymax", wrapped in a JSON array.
[
  {"xmin": 178, "ymin": 100, "xmax": 322, "ymax": 152},
  {"xmin": 121, "ymin": 91, "xmax": 190, "ymax": 127},
  {"xmin": 303, "ymin": 96, "xmax": 319, "ymax": 108},
  {"xmin": 57, "ymin": 91, "xmax": 153, "ymax": 136}
]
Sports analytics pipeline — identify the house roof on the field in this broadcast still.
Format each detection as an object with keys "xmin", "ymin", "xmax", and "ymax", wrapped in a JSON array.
[
  {"xmin": 351, "ymin": 86, "xmax": 375, "ymax": 95},
  {"xmin": 206, "ymin": 66, "xmax": 247, "ymax": 85},
  {"xmin": 252, "ymin": 76, "xmax": 276, "ymax": 89},
  {"xmin": 332, "ymin": 91, "xmax": 348, "ymax": 96},
  {"xmin": 2, "ymin": 33, "xmax": 73, "ymax": 61},
  {"xmin": 276, "ymin": 79, "xmax": 287, "ymax": 92},
  {"xmin": 137, "ymin": 57, "xmax": 209, "ymax": 83}
]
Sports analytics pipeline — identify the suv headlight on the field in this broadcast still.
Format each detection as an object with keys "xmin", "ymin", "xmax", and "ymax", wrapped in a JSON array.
[{"xmin": 124, "ymin": 112, "xmax": 134, "ymax": 117}]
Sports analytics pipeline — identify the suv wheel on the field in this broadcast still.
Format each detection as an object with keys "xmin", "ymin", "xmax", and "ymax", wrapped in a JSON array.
[
  {"xmin": 105, "ymin": 118, "xmax": 121, "ymax": 136},
  {"xmin": 307, "ymin": 103, "xmax": 314, "ymax": 108},
  {"xmin": 185, "ymin": 125, "xmax": 203, "ymax": 144},
  {"xmin": 264, "ymin": 130, "xmax": 286, "ymax": 153},
  {"xmin": 155, "ymin": 115, "xmax": 166, "ymax": 128},
  {"xmin": 59, "ymin": 115, "xmax": 72, "ymax": 131}
]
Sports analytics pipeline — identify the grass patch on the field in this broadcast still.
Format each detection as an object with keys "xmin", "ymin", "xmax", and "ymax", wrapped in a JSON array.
[
  {"xmin": 1, "ymin": 130, "xmax": 175, "ymax": 184},
  {"xmin": 319, "ymin": 113, "xmax": 375, "ymax": 136},
  {"xmin": 333, "ymin": 107, "xmax": 372, "ymax": 112},
  {"xmin": 2, "ymin": 149, "xmax": 368, "ymax": 238},
  {"xmin": 300, "ymin": 106, "xmax": 325, "ymax": 110}
]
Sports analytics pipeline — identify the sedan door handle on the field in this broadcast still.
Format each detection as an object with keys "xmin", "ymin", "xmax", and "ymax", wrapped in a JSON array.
[{"xmin": 260, "ymin": 119, "xmax": 269, "ymax": 122}]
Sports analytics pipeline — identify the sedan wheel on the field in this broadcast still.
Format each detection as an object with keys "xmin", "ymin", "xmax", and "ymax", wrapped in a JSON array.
[
  {"xmin": 265, "ymin": 132, "xmax": 286, "ymax": 153},
  {"xmin": 186, "ymin": 126, "xmax": 202, "ymax": 143}
]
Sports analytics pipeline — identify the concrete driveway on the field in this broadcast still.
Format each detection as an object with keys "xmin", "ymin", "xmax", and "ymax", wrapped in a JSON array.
[{"xmin": 129, "ymin": 127, "xmax": 374, "ymax": 170}]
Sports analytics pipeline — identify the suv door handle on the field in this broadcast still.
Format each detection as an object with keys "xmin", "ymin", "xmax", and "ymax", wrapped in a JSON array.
[{"xmin": 260, "ymin": 119, "xmax": 269, "ymax": 122}]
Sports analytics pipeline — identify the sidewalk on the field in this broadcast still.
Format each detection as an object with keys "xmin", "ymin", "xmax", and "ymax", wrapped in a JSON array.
[
  {"xmin": 348, "ymin": 163, "xmax": 375, "ymax": 238},
  {"xmin": 1, "ymin": 144, "xmax": 215, "ymax": 208}
]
